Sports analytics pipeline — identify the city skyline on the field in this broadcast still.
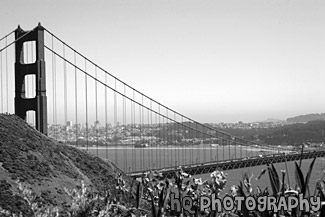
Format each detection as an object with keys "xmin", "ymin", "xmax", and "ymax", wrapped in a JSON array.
[{"xmin": 1, "ymin": 0, "xmax": 324, "ymax": 123}]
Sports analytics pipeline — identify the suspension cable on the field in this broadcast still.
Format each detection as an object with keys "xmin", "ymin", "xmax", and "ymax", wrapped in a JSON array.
[
  {"xmin": 44, "ymin": 45, "xmax": 288, "ymax": 153},
  {"xmin": 0, "ymin": 29, "xmax": 15, "ymax": 43},
  {"xmin": 0, "ymin": 28, "xmax": 36, "ymax": 53},
  {"xmin": 43, "ymin": 28, "xmax": 269, "ymax": 148}
]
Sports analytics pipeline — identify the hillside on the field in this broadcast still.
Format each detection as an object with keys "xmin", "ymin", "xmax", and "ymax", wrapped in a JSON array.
[
  {"xmin": 258, "ymin": 120, "xmax": 325, "ymax": 146},
  {"xmin": 0, "ymin": 114, "xmax": 132, "ymax": 215},
  {"xmin": 286, "ymin": 113, "xmax": 325, "ymax": 123},
  {"xmin": 220, "ymin": 120, "xmax": 325, "ymax": 146}
]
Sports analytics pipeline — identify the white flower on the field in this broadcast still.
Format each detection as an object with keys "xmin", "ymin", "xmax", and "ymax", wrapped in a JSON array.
[
  {"xmin": 230, "ymin": 185, "xmax": 238, "ymax": 197},
  {"xmin": 193, "ymin": 178, "xmax": 203, "ymax": 185}
]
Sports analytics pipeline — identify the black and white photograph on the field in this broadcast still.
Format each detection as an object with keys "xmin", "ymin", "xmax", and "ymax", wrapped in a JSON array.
[{"xmin": 0, "ymin": 0, "xmax": 324, "ymax": 216}]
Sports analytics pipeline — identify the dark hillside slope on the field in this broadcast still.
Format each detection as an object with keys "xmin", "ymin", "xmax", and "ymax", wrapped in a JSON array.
[
  {"xmin": 257, "ymin": 120, "xmax": 325, "ymax": 146},
  {"xmin": 0, "ymin": 114, "xmax": 129, "ymax": 214}
]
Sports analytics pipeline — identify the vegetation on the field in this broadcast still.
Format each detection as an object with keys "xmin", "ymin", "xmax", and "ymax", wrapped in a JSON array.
[
  {"xmin": 287, "ymin": 113, "xmax": 325, "ymax": 123},
  {"xmin": 1, "ymin": 154, "xmax": 325, "ymax": 216},
  {"xmin": 220, "ymin": 120, "xmax": 325, "ymax": 146},
  {"xmin": 1, "ymin": 114, "xmax": 325, "ymax": 216}
]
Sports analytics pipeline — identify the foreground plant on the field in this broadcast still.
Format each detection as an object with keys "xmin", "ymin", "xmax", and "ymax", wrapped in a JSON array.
[{"xmin": 1, "ymin": 156, "xmax": 324, "ymax": 217}]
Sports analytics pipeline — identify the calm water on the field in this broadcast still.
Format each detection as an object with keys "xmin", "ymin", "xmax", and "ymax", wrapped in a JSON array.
[
  {"xmin": 83, "ymin": 146, "xmax": 325, "ymax": 195},
  {"xmin": 83, "ymin": 144, "xmax": 277, "ymax": 172}
]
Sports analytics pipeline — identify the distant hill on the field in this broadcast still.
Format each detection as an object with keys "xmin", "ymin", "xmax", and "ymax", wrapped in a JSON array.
[
  {"xmin": 0, "ymin": 114, "xmax": 132, "ymax": 215},
  {"xmin": 219, "ymin": 120, "xmax": 325, "ymax": 146},
  {"xmin": 287, "ymin": 113, "xmax": 325, "ymax": 123},
  {"xmin": 263, "ymin": 118, "xmax": 283, "ymax": 123},
  {"xmin": 258, "ymin": 120, "xmax": 325, "ymax": 146}
]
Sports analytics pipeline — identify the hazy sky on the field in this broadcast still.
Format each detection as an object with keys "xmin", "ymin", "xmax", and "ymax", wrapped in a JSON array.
[{"xmin": 1, "ymin": 0, "xmax": 324, "ymax": 123}]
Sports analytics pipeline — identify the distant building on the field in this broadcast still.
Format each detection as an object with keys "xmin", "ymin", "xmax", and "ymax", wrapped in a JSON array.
[
  {"xmin": 66, "ymin": 121, "xmax": 73, "ymax": 127},
  {"xmin": 94, "ymin": 120, "xmax": 100, "ymax": 128}
]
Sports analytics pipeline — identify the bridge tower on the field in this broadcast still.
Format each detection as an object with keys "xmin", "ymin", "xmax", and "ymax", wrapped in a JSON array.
[{"xmin": 14, "ymin": 23, "xmax": 47, "ymax": 135}]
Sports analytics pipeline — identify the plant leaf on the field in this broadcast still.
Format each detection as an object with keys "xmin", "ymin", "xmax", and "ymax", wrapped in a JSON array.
[
  {"xmin": 271, "ymin": 164, "xmax": 280, "ymax": 193},
  {"xmin": 238, "ymin": 182, "xmax": 249, "ymax": 217},
  {"xmin": 304, "ymin": 157, "xmax": 316, "ymax": 197},
  {"xmin": 267, "ymin": 164, "xmax": 279, "ymax": 195},
  {"xmin": 149, "ymin": 192, "xmax": 157, "ymax": 217},
  {"xmin": 136, "ymin": 182, "xmax": 141, "ymax": 209},
  {"xmin": 295, "ymin": 161, "xmax": 305, "ymax": 194},
  {"xmin": 157, "ymin": 186, "xmax": 165, "ymax": 216}
]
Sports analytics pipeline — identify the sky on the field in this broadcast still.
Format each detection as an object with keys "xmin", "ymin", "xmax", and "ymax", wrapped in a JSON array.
[{"xmin": 1, "ymin": 0, "xmax": 325, "ymax": 123}]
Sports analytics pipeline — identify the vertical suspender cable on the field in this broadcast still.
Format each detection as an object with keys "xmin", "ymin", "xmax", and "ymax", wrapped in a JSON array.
[
  {"xmin": 203, "ymin": 127, "xmax": 206, "ymax": 163},
  {"xmin": 6, "ymin": 37, "xmax": 8, "ymax": 113},
  {"xmin": 150, "ymin": 100, "xmax": 153, "ymax": 168},
  {"xmin": 94, "ymin": 65, "xmax": 99, "ymax": 156},
  {"xmin": 147, "ymin": 103, "xmax": 150, "ymax": 169},
  {"xmin": 239, "ymin": 138, "xmax": 243, "ymax": 158},
  {"xmin": 132, "ymin": 90, "xmax": 135, "ymax": 171},
  {"xmin": 191, "ymin": 123, "xmax": 194, "ymax": 164},
  {"xmin": 139, "ymin": 96, "xmax": 142, "ymax": 170},
  {"xmin": 181, "ymin": 116, "xmax": 184, "ymax": 165},
  {"xmin": 156, "ymin": 106, "xmax": 158, "ymax": 168},
  {"xmin": 245, "ymin": 142, "xmax": 248, "ymax": 157},
  {"xmin": 232, "ymin": 137, "xmax": 237, "ymax": 159},
  {"xmin": 196, "ymin": 122, "xmax": 199, "ymax": 164},
  {"xmin": 173, "ymin": 112, "xmax": 179, "ymax": 167},
  {"xmin": 114, "ymin": 79, "xmax": 117, "ymax": 166},
  {"xmin": 0, "ymin": 51, "xmax": 2, "ymax": 113},
  {"xmin": 155, "ymin": 104, "xmax": 158, "ymax": 168},
  {"xmin": 54, "ymin": 45, "xmax": 57, "ymax": 139},
  {"xmin": 123, "ymin": 84, "xmax": 126, "ymax": 171},
  {"xmin": 215, "ymin": 132, "xmax": 218, "ymax": 162},
  {"xmin": 163, "ymin": 108, "xmax": 165, "ymax": 167},
  {"xmin": 74, "ymin": 51, "xmax": 78, "ymax": 146},
  {"xmin": 222, "ymin": 136, "xmax": 224, "ymax": 161},
  {"xmin": 51, "ymin": 36, "xmax": 56, "ymax": 139},
  {"xmin": 95, "ymin": 66, "xmax": 98, "ymax": 156},
  {"xmin": 166, "ymin": 109, "xmax": 169, "ymax": 166},
  {"xmin": 105, "ymin": 71, "xmax": 108, "ymax": 159},
  {"xmin": 158, "ymin": 104, "xmax": 161, "ymax": 168},
  {"xmin": 63, "ymin": 44, "xmax": 67, "ymax": 141},
  {"xmin": 210, "ymin": 133, "xmax": 212, "ymax": 161},
  {"xmin": 140, "ymin": 94, "xmax": 145, "ymax": 170},
  {"xmin": 85, "ymin": 58, "xmax": 88, "ymax": 150},
  {"xmin": 228, "ymin": 136, "xmax": 232, "ymax": 160}
]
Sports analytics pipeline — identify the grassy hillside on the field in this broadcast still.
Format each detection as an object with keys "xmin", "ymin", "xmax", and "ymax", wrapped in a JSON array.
[{"xmin": 0, "ymin": 114, "xmax": 133, "ymax": 215}]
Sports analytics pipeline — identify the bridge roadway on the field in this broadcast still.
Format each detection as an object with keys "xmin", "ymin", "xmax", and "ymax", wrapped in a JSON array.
[{"xmin": 129, "ymin": 150, "xmax": 325, "ymax": 178}]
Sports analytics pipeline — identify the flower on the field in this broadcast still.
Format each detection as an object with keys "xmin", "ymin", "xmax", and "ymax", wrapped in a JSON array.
[
  {"xmin": 230, "ymin": 185, "xmax": 238, "ymax": 197},
  {"xmin": 193, "ymin": 178, "xmax": 203, "ymax": 185},
  {"xmin": 284, "ymin": 189, "xmax": 298, "ymax": 196},
  {"xmin": 210, "ymin": 170, "xmax": 227, "ymax": 193},
  {"xmin": 243, "ymin": 172, "xmax": 253, "ymax": 193}
]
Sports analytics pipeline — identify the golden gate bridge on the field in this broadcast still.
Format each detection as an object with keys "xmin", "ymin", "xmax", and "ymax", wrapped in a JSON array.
[{"xmin": 0, "ymin": 23, "xmax": 324, "ymax": 178}]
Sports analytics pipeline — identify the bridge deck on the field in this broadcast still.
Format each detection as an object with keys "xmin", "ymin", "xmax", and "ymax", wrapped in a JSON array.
[{"xmin": 129, "ymin": 150, "xmax": 325, "ymax": 178}]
